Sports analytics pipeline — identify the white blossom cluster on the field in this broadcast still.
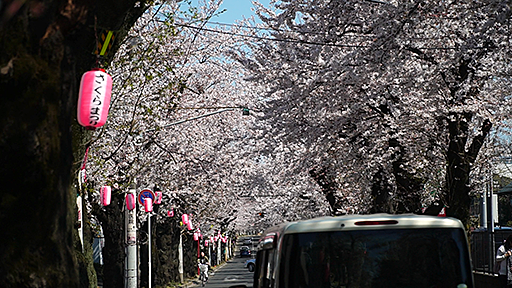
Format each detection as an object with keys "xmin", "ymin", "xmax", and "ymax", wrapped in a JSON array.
[
  {"xmin": 232, "ymin": 0, "xmax": 512, "ymax": 216},
  {"xmin": 86, "ymin": 1, "xmax": 329, "ymax": 234},
  {"xmin": 86, "ymin": 0, "xmax": 512, "ymax": 232}
]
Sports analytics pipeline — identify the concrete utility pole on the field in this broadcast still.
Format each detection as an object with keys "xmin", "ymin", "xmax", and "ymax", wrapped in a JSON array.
[
  {"xmin": 217, "ymin": 238, "xmax": 221, "ymax": 266},
  {"xmin": 125, "ymin": 184, "xmax": 138, "ymax": 288},
  {"xmin": 486, "ymin": 170, "xmax": 495, "ymax": 274},
  {"xmin": 178, "ymin": 232, "xmax": 184, "ymax": 283},
  {"xmin": 208, "ymin": 244, "xmax": 212, "ymax": 266},
  {"xmin": 228, "ymin": 236, "xmax": 231, "ymax": 258}
]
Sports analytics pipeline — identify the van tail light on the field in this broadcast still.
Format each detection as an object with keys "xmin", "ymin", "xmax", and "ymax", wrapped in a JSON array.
[{"xmin": 354, "ymin": 220, "xmax": 398, "ymax": 226}]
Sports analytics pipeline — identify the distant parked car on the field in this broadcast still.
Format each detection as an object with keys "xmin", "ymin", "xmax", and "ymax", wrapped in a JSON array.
[
  {"xmin": 245, "ymin": 258, "xmax": 256, "ymax": 272},
  {"xmin": 239, "ymin": 246, "xmax": 251, "ymax": 257},
  {"xmin": 243, "ymin": 238, "xmax": 252, "ymax": 245}
]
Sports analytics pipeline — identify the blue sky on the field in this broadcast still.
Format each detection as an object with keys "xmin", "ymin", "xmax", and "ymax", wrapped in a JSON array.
[{"xmin": 209, "ymin": 0, "xmax": 271, "ymax": 24}]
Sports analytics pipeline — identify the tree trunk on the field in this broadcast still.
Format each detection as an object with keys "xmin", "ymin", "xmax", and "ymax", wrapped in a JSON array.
[
  {"xmin": 0, "ymin": 1, "xmax": 148, "ymax": 286},
  {"xmin": 445, "ymin": 114, "xmax": 491, "ymax": 227},
  {"xmin": 309, "ymin": 165, "xmax": 343, "ymax": 215},
  {"xmin": 93, "ymin": 192, "xmax": 125, "ymax": 288}
]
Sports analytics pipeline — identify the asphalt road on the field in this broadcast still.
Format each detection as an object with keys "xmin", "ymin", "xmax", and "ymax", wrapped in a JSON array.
[{"xmin": 192, "ymin": 255, "xmax": 255, "ymax": 288}]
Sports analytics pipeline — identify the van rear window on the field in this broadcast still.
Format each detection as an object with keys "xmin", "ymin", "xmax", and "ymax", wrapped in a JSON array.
[{"xmin": 278, "ymin": 228, "xmax": 472, "ymax": 288}]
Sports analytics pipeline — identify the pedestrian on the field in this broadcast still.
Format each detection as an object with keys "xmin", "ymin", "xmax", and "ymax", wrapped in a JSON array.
[
  {"xmin": 212, "ymin": 251, "xmax": 217, "ymax": 266},
  {"xmin": 496, "ymin": 235, "xmax": 512, "ymax": 287},
  {"xmin": 198, "ymin": 251, "xmax": 209, "ymax": 281},
  {"xmin": 198, "ymin": 251, "xmax": 209, "ymax": 265}
]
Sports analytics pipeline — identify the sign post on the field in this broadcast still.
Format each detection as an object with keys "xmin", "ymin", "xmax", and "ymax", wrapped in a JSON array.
[
  {"xmin": 138, "ymin": 188, "xmax": 154, "ymax": 288},
  {"xmin": 138, "ymin": 188, "xmax": 155, "ymax": 206}
]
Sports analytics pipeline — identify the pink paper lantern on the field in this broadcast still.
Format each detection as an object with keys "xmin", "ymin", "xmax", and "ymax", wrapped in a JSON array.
[
  {"xmin": 182, "ymin": 214, "xmax": 189, "ymax": 225},
  {"xmin": 100, "ymin": 186, "xmax": 111, "ymax": 206},
  {"xmin": 187, "ymin": 220, "xmax": 193, "ymax": 230},
  {"xmin": 193, "ymin": 233, "xmax": 199, "ymax": 241},
  {"xmin": 126, "ymin": 193, "xmax": 136, "ymax": 210},
  {"xmin": 205, "ymin": 240, "xmax": 209, "ymax": 246},
  {"xmin": 77, "ymin": 68, "xmax": 113, "ymax": 130},
  {"xmin": 167, "ymin": 209, "xmax": 174, "ymax": 217},
  {"xmin": 144, "ymin": 197, "xmax": 153, "ymax": 212},
  {"xmin": 154, "ymin": 190, "xmax": 162, "ymax": 204}
]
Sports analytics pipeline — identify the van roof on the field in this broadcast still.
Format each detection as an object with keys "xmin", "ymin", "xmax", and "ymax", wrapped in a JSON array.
[{"xmin": 263, "ymin": 214, "xmax": 464, "ymax": 236}]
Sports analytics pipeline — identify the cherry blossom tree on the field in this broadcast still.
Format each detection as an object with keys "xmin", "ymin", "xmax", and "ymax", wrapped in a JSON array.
[
  {"xmin": 231, "ymin": 0, "xmax": 512, "ymax": 225},
  {"xmin": 0, "ymin": 0, "xmax": 154, "ymax": 286},
  {"xmin": 85, "ymin": 0, "xmax": 330, "ymax": 244}
]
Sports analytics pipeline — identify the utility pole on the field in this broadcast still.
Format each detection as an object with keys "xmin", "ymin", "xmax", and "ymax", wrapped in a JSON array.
[
  {"xmin": 486, "ymin": 169, "xmax": 495, "ymax": 274},
  {"xmin": 125, "ymin": 183, "xmax": 138, "ymax": 288},
  {"xmin": 217, "ymin": 237, "xmax": 221, "ymax": 266},
  {"xmin": 178, "ymin": 232, "xmax": 184, "ymax": 283}
]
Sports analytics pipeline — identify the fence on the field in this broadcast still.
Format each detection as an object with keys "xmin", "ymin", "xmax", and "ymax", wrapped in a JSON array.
[{"xmin": 470, "ymin": 227, "xmax": 512, "ymax": 274}]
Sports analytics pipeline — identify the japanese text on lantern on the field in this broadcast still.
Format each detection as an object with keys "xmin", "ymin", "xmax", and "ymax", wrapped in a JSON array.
[{"xmin": 89, "ymin": 74, "xmax": 107, "ymax": 126}]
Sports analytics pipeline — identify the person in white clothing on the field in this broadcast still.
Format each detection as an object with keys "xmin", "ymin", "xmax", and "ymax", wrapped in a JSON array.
[{"xmin": 497, "ymin": 235, "xmax": 512, "ymax": 288}]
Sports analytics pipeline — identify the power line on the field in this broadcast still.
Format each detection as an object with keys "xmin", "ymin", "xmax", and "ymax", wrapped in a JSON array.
[
  {"xmin": 176, "ymin": 23, "xmax": 369, "ymax": 49},
  {"xmin": 178, "ymin": 17, "xmax": 364, "ymax": 38},
  {"xmin": 174, "ymin": 106, "xmax": 243, "ymax": 110},
  {"xmin": 143, "ymin": 108, "xmax": 237, "ymax": 133},
  {"xmin": 176, "ymin": 23, "xmax": 505, "ymax": 51},
  {"xmin": 196, "ymin": 19, "xmax": 469, "ymax": 43},
  {"xmin": 172, "ymin": 10, "xmax": 500, "ymax": 42}
]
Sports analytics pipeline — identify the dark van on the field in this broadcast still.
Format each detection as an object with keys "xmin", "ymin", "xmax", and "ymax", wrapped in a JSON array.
[{"xmin": 250, "ymin": 214, "xmax": 473, "ymax": 288}]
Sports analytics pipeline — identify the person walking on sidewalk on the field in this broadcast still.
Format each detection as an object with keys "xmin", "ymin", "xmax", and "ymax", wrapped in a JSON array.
[
  {"xmin": 497, "ymin": 235, "xmax": 512, "ymax": 287},
  {"xmin": 198, "ymin": 251, "xmax": 209, "ymax": 282}
]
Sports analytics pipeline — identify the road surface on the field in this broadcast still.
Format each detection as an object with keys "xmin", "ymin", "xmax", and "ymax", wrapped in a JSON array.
[{"xmin": 192, "ymin": 256, "xmax": 254, "ymax": 288}]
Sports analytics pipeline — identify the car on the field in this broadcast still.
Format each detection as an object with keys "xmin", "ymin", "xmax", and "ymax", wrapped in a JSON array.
[
  {"xmin": 239, "ymin": 246, "xmax": 251, "ymax": 257},
  {"xmin": 244, "ymin": 258, "xmax": 256, "ymax": 272},
  {"xmin": 249, "ymin": 214, "xmax": 474, "ymax": 288},
  {"xmin": 242, "ymin": 238, "xmax": 252, "ymax": 245}
]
